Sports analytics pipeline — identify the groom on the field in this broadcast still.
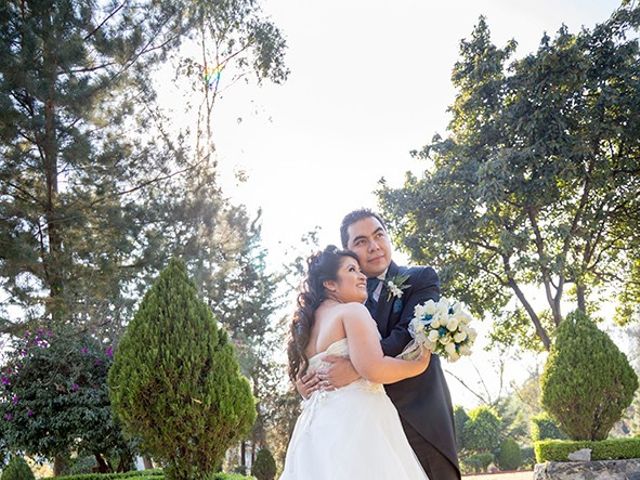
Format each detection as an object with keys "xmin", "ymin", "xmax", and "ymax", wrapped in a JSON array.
[{"xmin": 321, "ymin": 209, "xmax": 460, "ymax": 480}]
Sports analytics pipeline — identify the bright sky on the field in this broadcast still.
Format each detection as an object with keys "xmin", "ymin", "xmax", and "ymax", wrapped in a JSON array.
[{"xmin": 163, "ymin": 0, "xmax": 626, "ymax": 408}]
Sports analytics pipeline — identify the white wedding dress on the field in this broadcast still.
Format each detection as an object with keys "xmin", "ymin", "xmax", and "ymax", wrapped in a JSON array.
[{"xmin": 279, "ymin": 338, "xmax": 429, "ymax": 480}]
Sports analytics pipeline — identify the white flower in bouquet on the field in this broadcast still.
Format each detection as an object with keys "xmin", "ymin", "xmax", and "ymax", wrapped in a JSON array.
[
  {"xmin": 444, "ymin": 342, "xmax": 460, "ymax": 362},
  {"xmin": 453, "ymin": 330, "xmax": 468, "ymax": 343},
  {"xmin": 428, "ymin": 329, "xmax": 440, "ymax": 343},
  {"xmin": 398, "ymin": 297, "xmax": 477, "ymax": 362},
  {"xmin": 436, "ymin": 299, "xmax": 450, "ymax": 318},
  {"xmin": 446, "ymin": 317, "xmax": 459, "ymax": 332},
  {"xmin": 459, "ymin": 344, "xmax": 472, "ymax": 356},
  {"xmin": 466, "ymin": 327, "xmax": 478, "ymax": 342},
  {"xmin": 414, "ymin": 301, "xmax": 437, "ymax": 322}
]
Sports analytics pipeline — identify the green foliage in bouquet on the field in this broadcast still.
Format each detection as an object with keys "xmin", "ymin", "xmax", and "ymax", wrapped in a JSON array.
[
  {"xmin": 541, "ymin": 310, "xmax": 638, "ymax": 440},
  {"xmin": 530, "ymin": 412, "xmax": 567, "ymax": 442},
  {"xmin": 464, "ymin": 406, "xmax": 501, "ymax": 453},
  {"xmin": 251, "ymin": 448, "xmax": 277, "ymax": 480},
  {"xmin": 108, "ymin": 259, "xmax": 256, "ymax": 480},
  {"xmin": 1, "ymin": 456, "xmax": 35, "ymax": 480},
  {"xmin": 497, "ymin": 438, "xmax": 522, "ymax": 471}
]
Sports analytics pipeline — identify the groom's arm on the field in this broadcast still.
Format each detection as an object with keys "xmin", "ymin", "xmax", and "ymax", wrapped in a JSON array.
[{"xmin": 380, "ymin": 266, "xmax": 440, "ymax": 357}]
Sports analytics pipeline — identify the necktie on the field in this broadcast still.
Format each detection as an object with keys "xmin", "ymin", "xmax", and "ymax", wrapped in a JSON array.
[{"xmin": 366, "ymin": 277, "xmax": 380, "ymax": 313}]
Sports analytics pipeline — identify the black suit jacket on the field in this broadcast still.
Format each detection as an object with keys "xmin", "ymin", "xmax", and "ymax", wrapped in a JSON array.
[{"xmin": 371, "ymin": 261, "xmax": 460, "ymax": 473}]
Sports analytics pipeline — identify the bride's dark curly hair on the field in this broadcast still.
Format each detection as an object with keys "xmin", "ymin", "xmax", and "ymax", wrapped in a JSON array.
[{"xmin": 287, "ymin": 245, "xmax": 359, "ymax": 382}]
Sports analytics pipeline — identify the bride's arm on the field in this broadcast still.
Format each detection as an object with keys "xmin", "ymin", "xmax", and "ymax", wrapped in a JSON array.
[{"xmin": 342, "ymin": 303, "xmax": 430, "ymax": 384}]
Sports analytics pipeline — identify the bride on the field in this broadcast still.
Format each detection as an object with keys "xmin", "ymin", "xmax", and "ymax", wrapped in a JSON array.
[{"xmin": 280, "ymin": 245, "xmax": 431, "ymax": 480}]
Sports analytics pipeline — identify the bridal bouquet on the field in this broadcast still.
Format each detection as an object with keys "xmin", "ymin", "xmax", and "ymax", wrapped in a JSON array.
[{"xmin": 398, "ymin": 298, "xmax": 477, "ymax": 362}]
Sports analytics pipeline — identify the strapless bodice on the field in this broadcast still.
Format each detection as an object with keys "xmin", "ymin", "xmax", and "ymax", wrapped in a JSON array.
[{"xmin": 308, "ymin": 338, "xmax": 349, "ymax": 372}]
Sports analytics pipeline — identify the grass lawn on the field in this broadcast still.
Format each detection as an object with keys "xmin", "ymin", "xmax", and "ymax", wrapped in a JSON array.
[{"xmin": 463, "ymin": 471, "xmax": 533, "ymax": 480}]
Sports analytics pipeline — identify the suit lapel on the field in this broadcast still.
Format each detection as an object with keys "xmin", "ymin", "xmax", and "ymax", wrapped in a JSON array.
[{"xmin": 374, "ymin": 262, "xmax": 399, "ymax": 336}]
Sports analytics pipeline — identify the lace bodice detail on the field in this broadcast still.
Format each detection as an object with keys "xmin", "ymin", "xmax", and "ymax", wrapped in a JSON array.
[
  {"xmin": 307, "ymin": 338, "xmax": 383, "ymax": 392},
  {"xmin": 308, "ymin": 338, "xmax": 349, "ymax": 372}
]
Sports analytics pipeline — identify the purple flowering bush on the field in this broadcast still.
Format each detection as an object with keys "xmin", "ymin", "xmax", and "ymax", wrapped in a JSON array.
[{"xmin": 0, "ymin": 327, "xmax": 136, "ymax": 474}]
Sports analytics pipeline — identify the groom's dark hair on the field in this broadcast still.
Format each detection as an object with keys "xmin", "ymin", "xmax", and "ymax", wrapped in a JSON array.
[{"xmin": 340, "ymin": 208, "xmax": 388, "ymax": 248}]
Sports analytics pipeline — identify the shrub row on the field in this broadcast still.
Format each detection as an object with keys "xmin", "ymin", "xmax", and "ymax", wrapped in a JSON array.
[
  {"xmin": 57, "ymin": 471, "xmax": 163, "ymax": 480},
  {"xmin": 535, "ymin": 437, "xmax": 640, "ymax": 463},
  {"xmin": 56, "ymin": 470, "xmax": 252, "ymax": 480}
]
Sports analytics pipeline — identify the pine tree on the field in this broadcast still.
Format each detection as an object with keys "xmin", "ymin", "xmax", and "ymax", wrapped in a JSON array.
[
  {"xmin": 541, "ymin": 310, "xmax": 638, "ymax": 440},
  {"xmin": 0, "ymin": 0, "xmax": 287, "ymax": 337},
  {"xmin": 108, "ymin": 258, "xmax": 255, "ymax": 480}
]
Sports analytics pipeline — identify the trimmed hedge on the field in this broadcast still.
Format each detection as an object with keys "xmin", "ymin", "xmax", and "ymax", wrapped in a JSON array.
[
  {"xmin": 535, "ymin": 437, "xmax": 640, "ymax": 463},
  {"xmin": 57, "ymin": 471, "xmax": 163, "ymax": 480},
  {"xmin": 56, "ymin": 471, "xmax": 252, "ymax": 480}
]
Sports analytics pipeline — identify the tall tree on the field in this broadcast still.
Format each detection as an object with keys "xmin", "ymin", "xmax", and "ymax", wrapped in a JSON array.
[
  {"xmin": 0, "ymin": 0, "xmax": 287, "ymax": 337},
  {"xmin": 378, "ymin": 4, "xmax": 640, "ymax": 350}
]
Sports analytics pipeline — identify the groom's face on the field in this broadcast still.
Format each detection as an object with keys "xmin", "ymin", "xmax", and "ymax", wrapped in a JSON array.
[{"xmin": 346, "ymin": 216, "xmax": 392, "ymax": 278}]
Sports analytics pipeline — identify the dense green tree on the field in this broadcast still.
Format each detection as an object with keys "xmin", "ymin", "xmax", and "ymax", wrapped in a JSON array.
[
  {"xmin": 464, "ymin": 405, "xmax": 502, "ymax": 454},
  {"xmin": 108, "ymin": 258, "xmax": 255, "ymax": 480},
  {"xmin": 530, "ymin": 412, "xmax": 567, "ymax": 442},
  {"xmin": 0, "ymin": 0, "xmax": 287, "ymax": 337},
  {"xmin": 541, "ymin": 310, "xmax": 638, "ymax": 440},
  {"xmin": 1, "ymin": 456, "xmax": 34, "ymax": 480},
  {"xmin": 0, "ymin": 327, "xmax": 134, "ymax": 475},
  {"xmin": 378, "ymin": 4, "xmax": 640, "ymax": 350}
]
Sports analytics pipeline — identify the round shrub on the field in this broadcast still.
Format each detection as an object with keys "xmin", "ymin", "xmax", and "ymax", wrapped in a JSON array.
[
  {"xmin": 497, "ymin": 438, "xmax": 522, "ymax": 471},
  {"xmin": 251, "ymin": 448, "xmax": 277, "ymax": 480},
  {"xmin": 463, "ymin": 405, "xmax": 501, "ymax": 453},
  {"xmin": 530, "ymin": 412, "xmax": 567, "ymax": 441},
  {"xmin": 462, "ymin": 452, "xmax": 494, "ymax": 474},
  {"xmin": 541, "ymin": 310, "xmax": 638, "ymax": 440},
  {"xmin": 109, "ymin": 259, "xmax": 256, "ymax": 480},
  {"xmin": 1, "ymin": 456, "xmax": 34, "ymax": 480},
  {"xmin": 520, "ymin": 446, "xmax": 535, "ymax": 469}
]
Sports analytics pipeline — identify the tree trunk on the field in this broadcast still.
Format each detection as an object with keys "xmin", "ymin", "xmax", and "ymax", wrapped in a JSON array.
[
  {"xmin": 53, "ymin": 455, "xmax": 67, "ymax": 476},
  {"xmin": 576, "ymin": 284, "xmax": 587, "ymax": 313},
  {"xmin": 241, "ymin": 440, "xmax": 246, "ymax": 470},
  {"xmin": 94, "ymin": 453, "xmax": 111, "ymax": 473},
  {"xmin": 42, "ymin": 6, "xmax": 63, "ymax": 324},
  {"xmin": 143, "ymin": 456, "xmax": 154, "ymax": 470}
]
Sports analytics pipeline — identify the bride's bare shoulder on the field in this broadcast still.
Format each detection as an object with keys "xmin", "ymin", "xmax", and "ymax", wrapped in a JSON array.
[{"xmin": 338, "ymin": 302, "xmax": 370, "ymax": 320}]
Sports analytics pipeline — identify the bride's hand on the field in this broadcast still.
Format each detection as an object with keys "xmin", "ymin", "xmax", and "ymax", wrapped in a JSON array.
[{"xmin": 414, "ymin": 349, "xmax": 432, "ymax": 373}]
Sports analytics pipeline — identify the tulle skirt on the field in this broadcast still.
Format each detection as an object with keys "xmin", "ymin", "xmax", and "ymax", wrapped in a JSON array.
[{"xmin": 280, "ymin": 380, "xmax": 429, "ymax": 480}]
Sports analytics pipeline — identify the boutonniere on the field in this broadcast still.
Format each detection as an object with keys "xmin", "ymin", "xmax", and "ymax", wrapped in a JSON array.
[{"xmin": 385, "ymin": 274, "xmax": 411, "ymax": 301}]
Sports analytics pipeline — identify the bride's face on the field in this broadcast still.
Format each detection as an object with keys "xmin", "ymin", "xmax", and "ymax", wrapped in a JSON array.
[{"xmin": 325, "ymin": 256, "xmax": 367, "ymax": 303}]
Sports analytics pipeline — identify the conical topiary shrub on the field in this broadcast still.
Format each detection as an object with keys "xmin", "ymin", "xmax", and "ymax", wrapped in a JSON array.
[
  {"xmin": 108, "ymin": 258, "xmax": 256, "ymax": 480},
  {"xmin": 541, "ymin": 310, "xmax": 638, "ymax": 440},
  {"xmin": 1, "ymin": 456, "xmax": 35, "ymax": 480},
  {"xmin": 251, "ymin": 448, "xmax": 277, "ymax": 480}
]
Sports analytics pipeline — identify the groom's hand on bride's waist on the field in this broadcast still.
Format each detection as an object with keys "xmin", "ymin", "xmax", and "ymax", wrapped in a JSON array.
[
  {"xmin": 296, "ymin": 372, "xmax": 321, "ymax": 400},
  {"xmin": 319, "ymin": 356, "xmax": 360, "ymax": 389}
]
